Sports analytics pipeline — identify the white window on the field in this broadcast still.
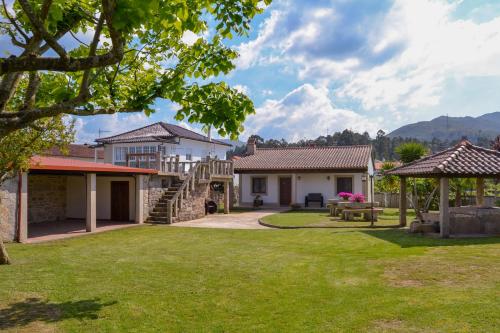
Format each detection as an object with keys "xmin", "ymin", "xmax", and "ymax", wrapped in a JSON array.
[
  {"xmin": 185, "ymin": 148, "xmax": 192, "ymax": 161},
  {"xmin": 114, "ymin": 147, "xmax": 128, "ymax": 162},
  {"xmin": 129, "ymin": 146, "xmax": 136, "ymax": 161}
]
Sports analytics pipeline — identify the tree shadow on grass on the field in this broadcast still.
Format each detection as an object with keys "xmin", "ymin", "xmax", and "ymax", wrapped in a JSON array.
[
  {"xmin": 362, "ymin": 228, "xmax": 500, "ymax": 248},
  {"xmin": 0, "ymin": 298, "xmax": 117, "ymax": 330}
]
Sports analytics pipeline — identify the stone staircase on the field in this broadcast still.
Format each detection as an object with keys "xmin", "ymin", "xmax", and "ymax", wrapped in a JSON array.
[
  {"xmin": 147, "ymin": 180, "xmax": 184, "ymax": 224},
  {"xmin": 146, "ymin": 159, "xmax": 233, "ymax": 224}
]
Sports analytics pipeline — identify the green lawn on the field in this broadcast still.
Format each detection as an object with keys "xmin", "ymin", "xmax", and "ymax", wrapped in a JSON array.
[
  {"xmin": 261, "ymin": 208, "xmax": 416, "ymax": 228},
  {"xmin": 1, "ymin": 217, "xmax": 499, "ymax": 332}
]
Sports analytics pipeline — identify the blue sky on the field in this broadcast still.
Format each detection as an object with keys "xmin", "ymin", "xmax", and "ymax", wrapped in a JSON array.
[{"xmin": 3, "ymin": 0, "xmax": 500, "ymax": 143}]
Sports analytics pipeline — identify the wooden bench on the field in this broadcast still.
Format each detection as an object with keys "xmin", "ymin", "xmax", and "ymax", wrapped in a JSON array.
[
  {"xmin": 305, "ymin": 193, "xmax": 324, "ymax": 207},
  {"xmin": 343, "ymin": 208, "xmax": 384, "ymax": 221}
]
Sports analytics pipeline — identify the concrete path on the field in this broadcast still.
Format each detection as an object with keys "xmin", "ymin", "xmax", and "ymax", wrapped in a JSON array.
[{"xmin": 171, "ymin": 209, "xmax": 286, "ymax": 229}]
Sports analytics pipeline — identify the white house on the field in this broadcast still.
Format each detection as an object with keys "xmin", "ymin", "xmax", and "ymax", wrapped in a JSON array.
[
  {"xmin": 95, "ymin": 122, "xmax": 232, "ymax": 166},
  {"xmin": 234, "ymin": 139, "xmax": 374, "ymax": 207}
]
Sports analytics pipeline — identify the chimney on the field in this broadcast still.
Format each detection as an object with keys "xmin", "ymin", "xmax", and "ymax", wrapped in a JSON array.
[{"xmin": 247, "ymin": 138, "xmax": 257, "ymax": 155}]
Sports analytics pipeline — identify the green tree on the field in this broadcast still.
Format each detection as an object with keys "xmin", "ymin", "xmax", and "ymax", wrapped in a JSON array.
[
  {"xmin": 395, "ymin": 142, "xmax": 427, "ymax": 163},
  {"xmin": 0, "ymin": 117, "xmax": 74, "ymax": 264},
  {"xmin": 0, "ymin": 0, "xmax": 270, "ymax": 138},
  {"xmin": 375, "ymin": 161, "xmax": 399, "ymax": 193}
]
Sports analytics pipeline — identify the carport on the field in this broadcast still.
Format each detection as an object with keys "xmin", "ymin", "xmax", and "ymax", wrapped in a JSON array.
[{"xmin": 18, "ymin": 156, "xmax": 156, "ymax": 242}]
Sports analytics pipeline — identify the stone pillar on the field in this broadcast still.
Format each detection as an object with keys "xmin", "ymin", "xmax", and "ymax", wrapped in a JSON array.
[
  {"xmin": 86, "ymin": 173, "xmax": 96, "ymax": 232},
  {"xmin": 439, "ymin": 177, "xmax": 450, "ymax": 238},
  {"xmin": 476, "ymin": 178, "xmax": 485, "ymax": 207},
  {"xmin": 291, "ymin": 174, "xmax": 297, "ymax": 204},
  {"xmin": 224, "ymin": 180, "xmax": 230, "ymax": 214},
  {"xmin": 18, "ymin": 172, "xmax": 28, "ymax": 243},
  {"xmin": 135, "ymin": 175, "xmax": 144, "ymax": 224},
  {"xmin": 399, "ymin": 176, "xmax": 407, "ymax": 227}
]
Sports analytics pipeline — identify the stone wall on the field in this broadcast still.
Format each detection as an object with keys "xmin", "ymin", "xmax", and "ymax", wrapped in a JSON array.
[
  {"xmin": 28, "ymin": 175, "xmax": 66, "ymax": 223},
  {"xmin": 146, "ymin": 175, "xmax": 171, "ymax": 216},
  {"xmin": 176, "ymin": 182, "xmax": 210, "ymax": 222},
  {"xmin": 0, "ymin": 176, "xmax": 19, "ymax": 242}
]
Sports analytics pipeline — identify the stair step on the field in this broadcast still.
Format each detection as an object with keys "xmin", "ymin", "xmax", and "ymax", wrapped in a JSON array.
[
  {"xmin": 148, "ymin": 216, "xmax": 170, "ymax": 223},
  {"xmin": 150, "ymin": 211, "xmax": 167, "ymax": 217}
]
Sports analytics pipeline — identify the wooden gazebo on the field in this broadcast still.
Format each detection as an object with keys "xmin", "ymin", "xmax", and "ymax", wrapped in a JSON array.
[{"xmin": 386, "ymin": 140, "xmax": 500, "ymax": 238}]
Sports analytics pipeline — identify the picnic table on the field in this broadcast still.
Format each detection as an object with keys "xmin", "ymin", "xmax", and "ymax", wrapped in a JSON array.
[
  {"xmin": 327, "ymin": 200, "xmax": 379, "ymax": 217},
  {"xmin": 342, "ymin": 208, "xmax": 384, "ymax": 221}
]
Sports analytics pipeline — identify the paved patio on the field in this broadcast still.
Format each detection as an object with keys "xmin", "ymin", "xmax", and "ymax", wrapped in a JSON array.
[
  {"xmin": 171, "ymin": 209, "xmax": 286, "ymax": 229},
  {"xmin": 27, "ymin": 220, "xmax": 139, "ymax": 243}
]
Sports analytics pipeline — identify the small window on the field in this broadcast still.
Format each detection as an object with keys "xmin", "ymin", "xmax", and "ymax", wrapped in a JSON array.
[
  {"xmin": 252, "ymin": 177, "xmax": 267, "ymax": 194},
  {"xmin": 185, "ymin": 148, "xmax": 192, "ymax": 161},
  {"xmin": 337, "ymin": 177, "xmax": 353, "ymax": 194}
]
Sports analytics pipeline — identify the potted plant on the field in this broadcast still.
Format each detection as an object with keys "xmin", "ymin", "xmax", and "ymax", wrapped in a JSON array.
[
  {"xmin": 338, "ymin": 192, "xmax": 353, "ymax": 201},
  {"xmin": 350, "ymin": 193, "xmax": 365, "ymax": 203}
]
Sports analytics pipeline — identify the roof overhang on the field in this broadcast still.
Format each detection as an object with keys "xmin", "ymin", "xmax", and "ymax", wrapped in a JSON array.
[
  {"xmin": 29, "ymin": 156, "xmax": 157, "ymax": 175},
  {"xmin": 235, "ymin": 168, "xmax": 368, "ymax": 174}
]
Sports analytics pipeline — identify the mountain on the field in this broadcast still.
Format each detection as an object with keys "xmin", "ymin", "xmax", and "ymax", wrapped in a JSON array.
[
  {"xmin": 388, "ymin": 112, "xmax": 500, "ymax": 141},
  {"xmin": 218, "ymin": 139, "xmax": 245, "ymax": 148}
]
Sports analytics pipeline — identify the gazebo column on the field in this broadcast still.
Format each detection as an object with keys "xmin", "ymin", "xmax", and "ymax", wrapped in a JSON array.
[
  {"xmin": 399, "ymin": 176, "xmax": 407, "ymax": 227},
  {"xmin": 86, "ymin": 173, "xmax": 97, "ymax": 232},
  {"xmin": 476, "ymin": 178, "xmax": 485, "ymax": 206},
  {"xmin": 439, "ymin": 177, "xmax": 450, "ymax": 238},
  {"xmin": 135, "ymin": 175, "xmax": 144, "ymax": 224}
]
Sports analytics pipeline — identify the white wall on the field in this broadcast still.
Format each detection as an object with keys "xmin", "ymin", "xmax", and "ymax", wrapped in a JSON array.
[
  {"xmin": 104, "ymin": 138, "xmax": 230, "ymax": 165},
  {"xmin": 240, "ymin": 172, "xmax": 366, "ymax": 206},
  {"xmin": 66, "ymin": 175, "xmax": 136, "ymax": 220}
]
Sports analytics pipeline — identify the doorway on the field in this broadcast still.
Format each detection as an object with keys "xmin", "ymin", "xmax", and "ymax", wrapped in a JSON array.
[
  {"xmin": 279, "ymin": 177, "xmax": 292, "ymax": 206},
  {"xmin": 111, "ymin": 181, "xmax": 130, "ymax": 221}
]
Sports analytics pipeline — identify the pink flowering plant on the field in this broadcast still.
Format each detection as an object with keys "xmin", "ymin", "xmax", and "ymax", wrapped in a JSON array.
[
  {"xmin": 338, "ymin": 192, "xmax": 352, "ymax": 200},
  {"xmin": 350, "ymin": 193, "xmax": 365, "ymax": 203}
]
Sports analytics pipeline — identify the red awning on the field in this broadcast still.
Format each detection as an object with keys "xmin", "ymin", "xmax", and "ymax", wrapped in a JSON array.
[{"xmin": 29, "ymin": 156, "xmax": 157, "ymax": 174}]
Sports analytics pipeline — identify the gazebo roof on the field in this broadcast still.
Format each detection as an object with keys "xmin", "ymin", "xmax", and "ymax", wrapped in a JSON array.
[{"xmin": 386, "ymin": 140, "xmax": 500, "ymax": 177}]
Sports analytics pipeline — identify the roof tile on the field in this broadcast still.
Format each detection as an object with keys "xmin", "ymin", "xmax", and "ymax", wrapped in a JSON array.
[
  {"xmin": 234, "ymin": 145, "xmax": 372, "ymax": 171},
  {"xmin": 386, "ymin": 140, "xmax": 500, "ymax": 177}
]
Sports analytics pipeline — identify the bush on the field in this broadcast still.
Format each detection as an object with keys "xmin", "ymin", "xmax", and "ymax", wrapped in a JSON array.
[
  {"xmin": 349, "ymin": 193, "xmax": 366, "ymax": 203},
  {"xmin": 338, "ymin": 192, "xmax": 353, "ymax": 200}
]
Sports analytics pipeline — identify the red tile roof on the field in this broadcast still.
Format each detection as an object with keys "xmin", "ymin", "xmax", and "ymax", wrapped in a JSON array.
[
  {"xmin": 95, "ymin": 122, "xmax": 231, "ymax": 146},
  {"xmin": 30, "ymin": 156, "xmax": 157, "ymax": 174},
  {"xmin": 45, "ymin": 144, "xmax": 104, "ymax": 159},
  {"xmin": 386, "ymin": 140, "xmax": 500, "ymax": 177},
  {"xmin": 234, "ymin": 145, "xmax": 372, "ymax": 172}
]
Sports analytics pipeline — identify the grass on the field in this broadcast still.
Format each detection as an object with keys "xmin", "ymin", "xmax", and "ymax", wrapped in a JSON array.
[
  {"xmin": 261, "ymin": 208, "xmax": 416, "ymax": 228},
  {"xmin": 0, "ymin": 215, "xmax": 499, "ymax": 332}
]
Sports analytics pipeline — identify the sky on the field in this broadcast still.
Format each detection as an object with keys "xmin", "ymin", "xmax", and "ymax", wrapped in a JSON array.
[{"xmin": 3, "ymin": 0, "xmax": 500, "ymax": 143}]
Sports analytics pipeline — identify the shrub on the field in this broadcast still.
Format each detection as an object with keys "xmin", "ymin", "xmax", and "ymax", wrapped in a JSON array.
[
  {"xmin": 350, "ymin": 193, "xmax": 366, "ymax": 203},
  {"xmin": 338, "ymin": 192, "xmax": 353, "ymax": 200}
]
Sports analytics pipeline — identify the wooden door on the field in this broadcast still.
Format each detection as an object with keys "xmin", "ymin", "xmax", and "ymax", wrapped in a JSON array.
[
  {"xmin": 279, "ymin": 177, "xmax": 292, "ymax": 206},
  {"xmin": 111, "ymin": 181, "xmax": 130, "ymax": 221}
]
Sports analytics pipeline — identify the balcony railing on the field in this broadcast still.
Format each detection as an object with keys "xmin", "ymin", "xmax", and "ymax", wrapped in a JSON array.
[{"xmin": 125, "ymin": 152, "xmax": 233, "ymax": 179}]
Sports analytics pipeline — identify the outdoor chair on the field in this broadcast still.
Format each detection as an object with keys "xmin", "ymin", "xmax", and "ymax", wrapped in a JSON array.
[{"xmin": 305, "ymin": 193, "xmax": 324, "ymax": 207}]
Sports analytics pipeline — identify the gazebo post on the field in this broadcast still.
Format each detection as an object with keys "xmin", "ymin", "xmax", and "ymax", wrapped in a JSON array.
[
  {"xmin": 399, "ymin": 176, "xmax": 407, "ymax": 227},
  {"xmin": 439, "ymin": 177, "xmax": 450, "ymax": 238},
  {"xmin": 476, "ymin": 178, "xmax": 485, "ymax": 206}
]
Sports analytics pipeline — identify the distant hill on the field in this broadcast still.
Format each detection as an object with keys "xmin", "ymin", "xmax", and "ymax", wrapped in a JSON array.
[
  {"xmin": 218, "ymin": 139, "xmax": 245, "ymax": 148},
  {"xmin": 388, "ymin": 112, "xmax": 500, "ymax": 141}
]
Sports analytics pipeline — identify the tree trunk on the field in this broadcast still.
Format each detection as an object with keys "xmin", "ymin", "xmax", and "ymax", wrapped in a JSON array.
[{"xmin": 0, "ymin": 238, "xmax": 11, "ymax": 265}]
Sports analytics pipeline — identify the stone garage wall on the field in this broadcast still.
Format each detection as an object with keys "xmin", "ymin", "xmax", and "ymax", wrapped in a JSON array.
[
  {"xmin": 0, "ymin": 176, "xmax": 19, "ymax": 242},
  {"xmin": 28, "ymin": 175, "xmax": 67, "ymax": 223},
  {"xmin": 176, "ymin": 182, "xmax": 210, "ymax": 222}
]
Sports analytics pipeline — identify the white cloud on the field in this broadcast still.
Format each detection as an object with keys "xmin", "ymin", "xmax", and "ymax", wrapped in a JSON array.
[
  {"xmin": 233, "ymin": 84, "xmax": 250, "ymax": 95},
  {"xmin": 237, "ymin": 0, "xmax": 500, "ymax": 116},
  {"xmin": 261, "ymin": 89, "xmax": 273, "ymax": 96},
  {"xmin": 244, "ymin": 84, "xmax": 379, "ymax": 141},
  {"xmin": 337, "ymin": 0, "xmax": 500, "ymax": 111},
  {"xmin": 236, "ymin": 10, "xmax": 283, "ymax": 69}
]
